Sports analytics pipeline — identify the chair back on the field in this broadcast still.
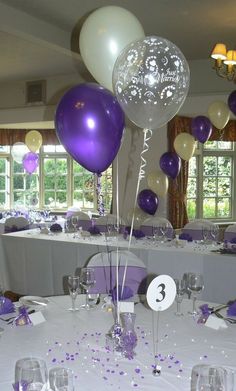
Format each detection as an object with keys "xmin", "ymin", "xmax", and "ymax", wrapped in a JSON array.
[
  {"xmin": 140, "ymin": 216, "xmax": 174, "ymax": 238},
  {"xmin": 66, "ymin": 211, "xmax": 91, "ymax": 231},
  {"xmin": 5, "ymin": 216, "xmax": 29, "ymax": 233},
  {"xmin": 182, "ymin": 219, "xmax": 215, "ymax": 240},
  {"xmin": 87, "ymin": 250, "xmax": 147, "ymax": 297},
  {"xmin": 95, "ymin": 214, "xmax": 126, "ymax": 233},
  {"xmin": 224, "ymin": 224, "xmax": 236, "ymax": 241}
]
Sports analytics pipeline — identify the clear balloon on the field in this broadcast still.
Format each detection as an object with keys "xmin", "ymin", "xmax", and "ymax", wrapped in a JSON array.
[
  {"xmin": 11, "ymin": 142, "xmax": 29, "ymax": 164},
  {"xmin": 113, "ymin": 36, "xmax": 190, "ymax": 130},
  {"xmin": 228, "ymin": 90, "xmax": 236, "ymax": 115},
  {"xmin": 137, "ymin": 189, "xmax": 159, "ymax": 215},
  {"xmin": 147, "ymin": 170, "xmax": 169, "ymax": 197},
  {"xmin": 159, "ymin": 152, "xmax": 181, "ymax": 180},
  {"xmin": 23, "ymin": 152, "xmax": 39, "ymax": 174},
  {"xmin": 79, "ymin": 6, "xmax": 145, "ymax": 91},
  {"xmin": 191, "ymin": 116, "xmax": 212, "ymax": 144},
  {"xmin": 55, "ymin": 83, "xmax": 125, "ymax": 174},
  {"xmin": 207, "ymin": 101, "xmax": 230, "ymax": 130},
  {"xmin": 127, "ymin": 207, "xmax": 148, "ymax": 229},
  {"xmin": 173, "ymin": 133, "xmax": 196, "ymax": 161},
  {"xmin": 25, "ymin": 130, "xmax": 42, "ymax": 153}
]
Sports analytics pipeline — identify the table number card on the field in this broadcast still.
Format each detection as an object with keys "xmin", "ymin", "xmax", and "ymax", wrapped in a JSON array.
[{"xmin": 146, "ymin": 274, "xmax": 176, "ymax": 311}]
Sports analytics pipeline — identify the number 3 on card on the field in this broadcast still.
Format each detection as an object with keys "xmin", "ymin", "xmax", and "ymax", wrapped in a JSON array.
[{"xmin": 146, "ymin": 275, "xmax": 176, "ymax": 311}]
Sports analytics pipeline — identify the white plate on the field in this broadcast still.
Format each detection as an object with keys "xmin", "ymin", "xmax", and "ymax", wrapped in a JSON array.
[{"xmin": 19, "ymin": 296, "xmax": 49, "ymax": 308}]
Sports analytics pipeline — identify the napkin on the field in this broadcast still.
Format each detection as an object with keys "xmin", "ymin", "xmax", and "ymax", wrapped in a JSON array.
[
  {"xmin": 112, "ymin": 285, "xmax": 133, "ymax": 302},
  {"xmin": 205, "ymin": 315, "xmax": 228, "ymax": 330},
  {"xmin": 50, "ymin": 223, "xmax": 62, "ymax": 233},
  {"xmin": 0, "ymin": 296, "xmax": 15, "ymax": 315},
  {"xmin": 88, "ymin": 225, "xmax": 101, "ymax": 235},
  {"xmin": 179, "ymin": 232, "xmax": 193, "ymax": 242}
]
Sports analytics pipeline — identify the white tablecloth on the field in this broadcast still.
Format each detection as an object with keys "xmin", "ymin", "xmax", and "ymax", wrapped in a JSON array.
[
  {"xmin": 1, "ymin": 231, "xmax": 236, "ymax": 304},
  {"xmin": 0, "ymin": 296, "xmax": 235, "ymax": 391}
]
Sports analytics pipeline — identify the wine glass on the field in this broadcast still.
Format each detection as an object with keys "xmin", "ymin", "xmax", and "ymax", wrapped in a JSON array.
[
  {"xmin": 159, "ymin": 223, "xmax": 168, "ymax": 243},
  {"xmin": 182, "ymin": 272, "xmax": 194, "ymax": 299},
  {"xmin": 191, "ymin": 364, "xmax": 234, "ymax": 391},
  {"xmin": 49, "ymin": 367, "xmax": 74, "ymax": 391},
  {"xmin": 71, "ymin": 216, "xmax": 78, "ymax": 238},
  {"xmin": 188, "ymin": 273, "xmax": 204, "ymax": 315},
  {"xmin": 15, "ymin": 357, "xmax": 48, "ymax": 391},
  {"xmin": 174, "ymin": 278, "xmax": 186, "ymax": 316},
  {"xmin": 210, "ymin": 224, "xmax": 219, "ymax": 245},
  {"xmin": 80, "ymin": 267, "xmax": 96, "ymax": 310},
  {"xmin": 202, "ymin": 226, "xmax": 209, "ymax": 245},
  {"xmin": 67, "ymin": 275, "xmax": 80, "ymax": 312}
]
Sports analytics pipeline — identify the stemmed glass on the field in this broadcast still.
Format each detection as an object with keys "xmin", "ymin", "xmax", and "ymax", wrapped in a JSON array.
[
  {"xmin": 67, "ymin": 275, "xmax": 80, "ymax": 312},
  {"xmin": 174, "ymin": 278, "xmax": 186, "ymax": 316},
  {"xmin": 49, "ymin": 367, "xmax": 74, "ymax": 391},
  {"xmin": 188, "ymin": 273, "xmax": 204, "ymax": 315},
  {"xmin": 159, "ymin": 223, "xmax": 168, "ymax": 243},
  {"xmin": 192, "ymin": 364, "xmax": 234, "ymax": 391},
  {"xmin": 182, "ymin": 272, "xmax": 194, "ymax": 299},
  {"xmin": 80, "ymin": 267, "xmax": 96, "ymax": 310},
  {"xmin": 14, "ymin": 357, "xmax": 48, "ymax": 391},
  {"xmin": 202, "ymin": 226, "xmax": 209, "ymax": 245},
  {"xmin": 71, "ymin": 216, "xmax": 78, "ymax": 238},
  {"xmin": 210, "ymin": 224, "xmax": 219, "ymax": 245}
]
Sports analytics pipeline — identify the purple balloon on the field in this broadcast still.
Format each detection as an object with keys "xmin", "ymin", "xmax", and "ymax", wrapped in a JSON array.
[
  {"xmin": 137, "ymin": 189, "xmax": 158, "ymax": 215},
  {"xmin": 55, "ymin": 83, "xmax": 125, "ymax": 174},
  {"xmin": 228, "ymin": 90, "xmax": 236, "ymax": 115},
  {"xmin": 160, "ymin": 152, "xmax": 181, "ymax": 180},
  {"xmin": 23, "ymin": 152, "xmax": 39, "ymax": 174},
  {"xmin": 191, "ymin": 116, "xmax": 212, "ymax": 143}
]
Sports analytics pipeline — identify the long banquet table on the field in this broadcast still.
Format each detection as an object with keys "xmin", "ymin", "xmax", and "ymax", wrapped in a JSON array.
[
  {"xmin": 0, "ymin": 295, "xmax": 235, "ymax": 391},
  {"xmin": 1, "ymin": 230, "xmax": 236, "ymax": 304}
]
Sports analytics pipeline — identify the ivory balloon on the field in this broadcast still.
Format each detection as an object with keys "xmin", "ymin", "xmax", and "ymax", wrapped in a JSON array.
[
  {"xmin": 11, "ymin": 142, "xmax": 29, "ymax": 164},
  {"xmin": 25, "ymin": 130, "xmax": 42, "ymax": 152},
  {"xmin": 174, "ymin": 133, "xmax": 196, "ymax": 161},
  {"xmin": 147, "ymin": 170, "xmax": 169, "ymax": 197},
  {"xmin": 207, "ymin": 101, "xmax": 230, "ymax": 130},
  {"xmin": 127, "ymin": 207, "xmax": 148, "ymax": 229},
  {"xmin": 79, "ymin": 6, "xmax": 145, "ymax": 91}
]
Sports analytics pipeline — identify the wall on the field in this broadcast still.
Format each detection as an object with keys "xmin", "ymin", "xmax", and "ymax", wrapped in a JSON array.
[{"xmin": 0, "ymin": 58, "xmax": 235, "ymax": 219}]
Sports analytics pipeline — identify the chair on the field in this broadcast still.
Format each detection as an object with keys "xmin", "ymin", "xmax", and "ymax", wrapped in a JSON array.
[
  {"xmin": 224, "ymin": 224, "xmax": 236, "ymax": 241},
  {"xmin": 182, "ymin": 219, "xmax": 215, "ymax": 240},
  {"xmin": 140, "ymin": 216, "xmax": 174, "ymax": 239},
  {"xmin": 95, "ymin": 214, "xmax": 126, "ymax": 233},
  {"xmin": 86, "ymin": 250, "xmax": 147, "ymax": 298},
  {"xmin": 5, "ymin": 216, "xmax": 29, "ymax": 233}
]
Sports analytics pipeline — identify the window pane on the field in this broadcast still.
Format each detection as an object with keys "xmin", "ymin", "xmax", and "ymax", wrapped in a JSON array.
[
  {"xmin": 26, "ymin": 175, "xmax": 37, "ymax": 190},
  {"xmin": 0, "ymin": 146, "xmax": 9, "ymax": 153},
  {"xmin": 188, "ymin": 157, "xmax": 197, "ymax": 176},
  {"xmin": 187, "ymin": 178, "xmax": 196, "ymax": 197},
  {"xmin": 44, "ymin": 176, "xmax": 55, "ymax": 190},
  {"xmin": 44, "ymin": 159, "xmax": 56, "ymax": 174},
  {"xmin": 44, "ymin": 191, "xmax": 55, "ymax": 206},
  {"xmin": 203, "ymin": 178, "xmax": 216, "ymax": 196},
  {"xmin": 187, "ymin": 199, "xmax": 197, "ymax": 219},
  {"xmin": 56, "ymin": 177, "xmax": 67, "ymax": 191},
  {"xmin": 217, "ymin": 141, "xmax": 232, "ymax": 150},
  {"xmin": 218, "ymin": 156, "xmax": 232, "ymax": 176},
  {"xmin": 218, "ymin": 178, "xmax": 231, "ymax": 197},
  {"xmin": 203, "ymin": 156, "xmax": 217, "ymax": 176},
  {"xmin": 217, "ymin": 198, "xmax": 230, "ymax": 218},
  {"xmin": 13, "ymin": 175, "xmax": 24, "ymax": 189},
  {"xmin": 204, "ymin": 141, "xmax": 217, "ymax": 150},
  {"xmin": 14, "ymin": 161, "xmax": 24, "ymax": 173},
  {"xmin": 56, "ymin": 192, "xmax": 67, "ymax": 206},
  {"xmin": 203, "ymin": 198, "xmax": 216, "ymax": 218},
  {"xmin": 0, "ymin": 193, "xmax": 5, "ymax": 205},
  {"xmin": 0, "ymin": 177, "xmax": 5, "ymax": 190},
  {"xmin": 0, "ymin": 159, "xmax": 6, "ymax": 173}
]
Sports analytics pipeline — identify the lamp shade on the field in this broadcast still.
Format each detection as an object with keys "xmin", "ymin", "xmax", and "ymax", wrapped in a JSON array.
[
  {"xmin": 211, "ymin": 43, "xmax": 227, "ymax": 60},
  {"xmin": 224, "ymin": 50, "xmax": 236, "ymax": 65}
]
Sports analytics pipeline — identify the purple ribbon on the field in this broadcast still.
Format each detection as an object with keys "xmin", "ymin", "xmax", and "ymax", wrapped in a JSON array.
[
  {"xmin": 227, "ymin": 301, "xmax": 236, "ymax": 317},
  {"xmin": 14, "ymin": 306, "xmax": 32, "ymax": 326},
  {"xmin": 13, "ymin": 381, "xmax": 29, "ymax": 391},
  {"xmin": 111, "ymin": 285, "xmax": 134, "ymax": 302},
  {"xmin": 179, "ymin": 232, "xmax": 193, "ymax": 242}
]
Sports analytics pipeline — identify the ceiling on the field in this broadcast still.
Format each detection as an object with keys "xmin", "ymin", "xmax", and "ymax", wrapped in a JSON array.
[{"xmin": 0, "ymin": 0, "xmax": 236, "ymax": 83}]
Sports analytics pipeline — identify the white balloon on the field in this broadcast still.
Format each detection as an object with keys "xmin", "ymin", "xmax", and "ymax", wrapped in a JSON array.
[
  {"xmin": 79, "ymin": 6, "xmax": 145, "ymax": 91},
  {"xmin": 11, "ymin": 142, "xmax": 29, "ymax": 164},
  {"xmin": 113, "ymin": 36, "xmax": 190, "ymax": 129}
]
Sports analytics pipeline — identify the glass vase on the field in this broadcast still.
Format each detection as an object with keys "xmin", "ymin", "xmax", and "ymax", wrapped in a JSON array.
[{"xmin": 120, "ymin": 312, "xmax": 137, "ymax": 359}]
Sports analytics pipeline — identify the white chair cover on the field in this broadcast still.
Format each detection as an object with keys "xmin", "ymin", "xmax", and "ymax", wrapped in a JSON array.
[
  {"xmin": 87, "ymin": 250, "xmax": 147, "ymax": 297},
  {"xmin": 95, "ymin": 214, "xmax": 126, "ymax": 233},
  {"xmin": 5, "ymin": 216, "xmax": 29, "ymax": 233},
  {"xmin": 140, "ymin": 216, "xmax": 174, "ymax": 238},
  {"xmin": 66, "ymin": 211, "xmax": 91, "ymax": 231},
  {"xmin": 224, "ymin": 224, "xmax": 236, "ymax": 241},
  {"xmin": 182, "ymin": 219, "xmax": 215, "ymax": 240}
]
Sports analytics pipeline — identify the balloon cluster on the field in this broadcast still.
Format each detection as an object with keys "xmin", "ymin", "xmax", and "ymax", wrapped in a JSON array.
[
  {"xmin": 11, "ymin": 130, "xmax": 42, "ymax": 174},
  {"xmin": 157, "ymin": 90, "xmax": 236, "ymax": 182}
]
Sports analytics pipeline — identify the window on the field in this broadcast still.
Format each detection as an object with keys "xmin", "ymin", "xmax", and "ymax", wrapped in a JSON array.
[
  {"xmin": 187, "ymin": 141, "xmax": 234, "ymax": 221},
  {"xmin": 0, "ymin": 145, "xmax": 112, "ymax": 213}
]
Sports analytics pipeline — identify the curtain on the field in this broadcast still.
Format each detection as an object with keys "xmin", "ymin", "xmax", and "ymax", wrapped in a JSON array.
[
  {"xmin": 167, "ymin": 115, "xmax": 236, "ymax": 229},
  {"xmin": 0, "ymin": 129, "xmax": 60, "ymax": 145}
]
